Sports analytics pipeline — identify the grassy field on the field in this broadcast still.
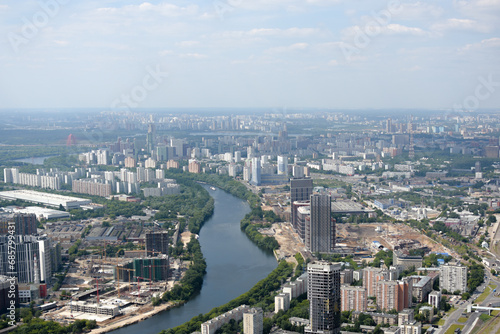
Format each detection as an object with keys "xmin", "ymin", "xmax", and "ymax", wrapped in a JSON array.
[
  {"xmin": 480, "ymin": 316, "xmax": 500, "ymax": 334},
  {"xmin": 476, "ymin": 284, "xmax": 496, "ymax": 304},
  {"xmin": 458, "ymin": 317, "xmax": 468, "ymax": 323},
  {"xmin": 445, "ymin": 324, "xmax": 464, "ymax": 334}
]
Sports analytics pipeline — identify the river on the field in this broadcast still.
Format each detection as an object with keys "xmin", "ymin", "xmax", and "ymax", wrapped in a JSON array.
[
  {"xmin": 109, "ymin": 185, "xmax": 277, "ymax": 334},
  {"xmin": 12, "ymin": 155, "xmax": 55, "ymax": 165}
]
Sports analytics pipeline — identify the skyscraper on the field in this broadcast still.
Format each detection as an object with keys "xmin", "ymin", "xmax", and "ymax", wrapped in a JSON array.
[
  {"xmin": 306, "ymin": 262, "xmax": 341, "ymax": 334},
  {"xmin": 251, "ymin": 157, "xmax": 261, "ymax": 186},
  {"xmin": 290, "ymin": 178, "xmax": 313, "ymax": 231},
  {"xmin": 147, "ymin": 123, "xmax": 155, "ymax": 153},
  {"xmin": 277, "ymin": 155, "xmax": 288, "ymax": 175},
  {"xmin": 307, "ymin": 194, "xmax": 335, "ymax": 253}
]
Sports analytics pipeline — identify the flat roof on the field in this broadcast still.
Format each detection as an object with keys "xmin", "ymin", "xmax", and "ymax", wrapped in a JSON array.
[
  {"xmin": 0, "ymin": 190, "xmax": 91, "ymax": 208},
  {"xmin": 331, "ymin": 200, "xmax": 374, "ymax": 213}
]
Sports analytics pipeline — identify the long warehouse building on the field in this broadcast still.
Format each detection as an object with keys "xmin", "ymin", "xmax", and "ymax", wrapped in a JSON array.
[{"xmin": 0, "ymin": 190, "xmax": 91, "ymax": 210}]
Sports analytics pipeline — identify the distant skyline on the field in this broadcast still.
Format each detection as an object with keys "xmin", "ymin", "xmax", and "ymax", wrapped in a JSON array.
[{"xmin": 1, "ymin": 0, "xmax": 499, "ymax": 110}]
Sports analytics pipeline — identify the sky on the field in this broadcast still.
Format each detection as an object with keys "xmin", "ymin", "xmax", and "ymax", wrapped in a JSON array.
[{"xmin": 0, "ymin": 0, "xmax": 499, "ymax": 110}]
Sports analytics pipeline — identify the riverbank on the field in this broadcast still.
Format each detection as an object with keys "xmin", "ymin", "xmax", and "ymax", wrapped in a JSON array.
[
  {"xmin": 90, "ymin": 302, "xmax": 180, "ymax": 334},
  {"xmin": 103, "ymin": 183, "xmax": 276, "ymax": 334}
]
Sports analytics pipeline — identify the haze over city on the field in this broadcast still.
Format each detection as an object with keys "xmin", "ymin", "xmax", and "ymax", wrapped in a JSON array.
[{"xmin": 1, "ymin": 0, "xmax": 499, "ymax": 110}]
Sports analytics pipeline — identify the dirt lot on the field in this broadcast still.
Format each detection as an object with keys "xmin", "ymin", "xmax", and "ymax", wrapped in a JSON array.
[
  {"xmin": 337, "ymin": 222, "xmax": 455, "ymax": 255},
  {"xmin": 272, "ymin": 222, "xmax": 306, "ymax": 264}
]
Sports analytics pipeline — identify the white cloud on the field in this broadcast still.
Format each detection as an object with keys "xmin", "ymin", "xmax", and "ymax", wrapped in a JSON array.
[
  {"xmin": 393, "ymin": 2, "xmax": 444, "ymax": 20},
  {"xmin": 94, "ymin": 2, "xmax": 199, "ymax": 18},
  {"xmin": 383, "ymin": 24, "xmax": 429, "ymax": 36},
  {"xmin": 460, "ymin": 37, "xmax": 500, "ymax": 51},
  {"xmin": 328, "ymin": 59, "xmax": 339, "ymax": 66},
  {"xmin": 235, "ymin": 0, "xmax": 342, "ymax": 11},
  {"xmin": 341, "ymin": 23, "xmax": 429, "ymax": 40},
  {"xmin": 454, "ymin": 0, "xmax": 500, "ymax": 26},
  {"xmin": 266, "ymin": 42, "xmax": 309, "ymax": 53},
  {"xmin": 217, "ymin": 27, "xmax": 322, "ymax": 39},
  {"xmin": 431, "ymin": 18, "xmax": 490, "ymax": 33}
]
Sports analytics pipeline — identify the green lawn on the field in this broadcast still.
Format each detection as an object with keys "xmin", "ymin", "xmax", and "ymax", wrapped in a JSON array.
[
  {"xmin": 458, "ymin": 317, "xmax": 468, "ymax": 323},
  {"xmin": 446, "ymin": 307, "xmax": 457, "ymax": 316},
  {"xmin": 438, "ymin": 319, "xmax": 446, "ymax": 326},
  {"xmin": 445, "ymin": 324, "xmax": 464, "ymax": 334},
  {"xmin": 476, "ymin": 284, "xmax": 496, "ymax": 304}
]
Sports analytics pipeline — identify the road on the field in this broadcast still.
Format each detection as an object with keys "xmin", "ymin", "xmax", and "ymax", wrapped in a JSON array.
[{"xmin": 439, "ymin": 269, "xmax": 500, "ymax": 334}]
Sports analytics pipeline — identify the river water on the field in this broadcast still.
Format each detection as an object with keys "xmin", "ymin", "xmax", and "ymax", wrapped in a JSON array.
[{"xmin": 109, "ymin": 185, "xmax": 277, "ymax": 334}]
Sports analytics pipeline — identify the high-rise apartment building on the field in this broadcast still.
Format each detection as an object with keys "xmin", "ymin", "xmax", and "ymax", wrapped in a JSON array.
[
  {"xmin": 307, "ymin": 194, "xmax": 334, "ymax": 253},
  {"xmin": 0, "ymin": 235, "xmax": 54, "ymax": 284},
  {"xmin": 243, "ymin": 308, "xmax": 263, "ymax": 334},
  {"xmin": 439, "ymin": 262, "xmax": 467, "ymax": 293},
  {"xmin": 188, "ymin": 161, "xmax": 201, "ymax": 174},
  {"xmin": 0, "ymin": 213, "xmax": 38, "ymax": 236},
  {"xmin": 145, "ymin": 231, "xmax": 170, "ymax": 256},
  {"xmin": 376, "ymin": 279, "xmax": 412, "ymax": 312},
  {"xmin": 290, "ymin": 178, "xmax": 313, "ymax": 231},
  {"xmin": 305, "ymin": 262, "xmax": 341, "ymax": 334},
  {"xmin": 363, "ymin": 267, "xmax": 385, "ymax": 297},
  {"xmin": 341, "ymin": 285, "xmax": 367, "ymax": 312}
]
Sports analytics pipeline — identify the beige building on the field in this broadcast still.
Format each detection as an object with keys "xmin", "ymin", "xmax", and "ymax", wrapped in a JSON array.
[
  {"xmin": 341, "ymin": 285, "xmax": 367, "ymax": 312},
  {"xmin": 243, "ymin": 308, "xmax": 263, "ymax": 334}
]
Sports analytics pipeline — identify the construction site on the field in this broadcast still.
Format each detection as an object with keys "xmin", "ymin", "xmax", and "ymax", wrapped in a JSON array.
[
  {"xmin": 269, "ymin": 220, "xmax": 456, "ymax": 264},
  {"xmin": 41, "ymin": 247, "xmax": 187, "ymax": 331}
]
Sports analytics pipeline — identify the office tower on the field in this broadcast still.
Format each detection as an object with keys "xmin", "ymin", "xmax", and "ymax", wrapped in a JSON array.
[
  {"xmin": 341, "ymin": 285, "xmax": 367, "ymax": 312},
  {"xmin": 305, "ymin": 262, "xmax": 341, "ymax": 334},
  {"xmin": 439, "ymin": 262, "xmax": 467, "ymax": 293},
  {"xmin": 307, "ymin": 194, "xmax": 334, "ymax": 253},
  {"xmin": 251, "ymin": 157, "xmax": 261, "ymax": 186},
  {"xmin": 147, "ymin": 124, "xmax": 155, "ymax": 153},
  {"xmin": 386, "ymin": 118, "xmax": 392, "ymax": 133},
  {"xmin": 170, "ymin": 139, "xmax": 186, "ymax": 158},
  {"xmin": 145, "ymin": 231, "xmax": 170, "ymax": 256},
  {"xmin": 243, "ymin": 308, "xmax": 263, "ymax": 334},
  {"xmin": 277, "ymin": 155, "xmax": 288, "ymax": 175},
  {"xmin": 290, "ymin": 178, "xmax": 313, "ymax": 231}
]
